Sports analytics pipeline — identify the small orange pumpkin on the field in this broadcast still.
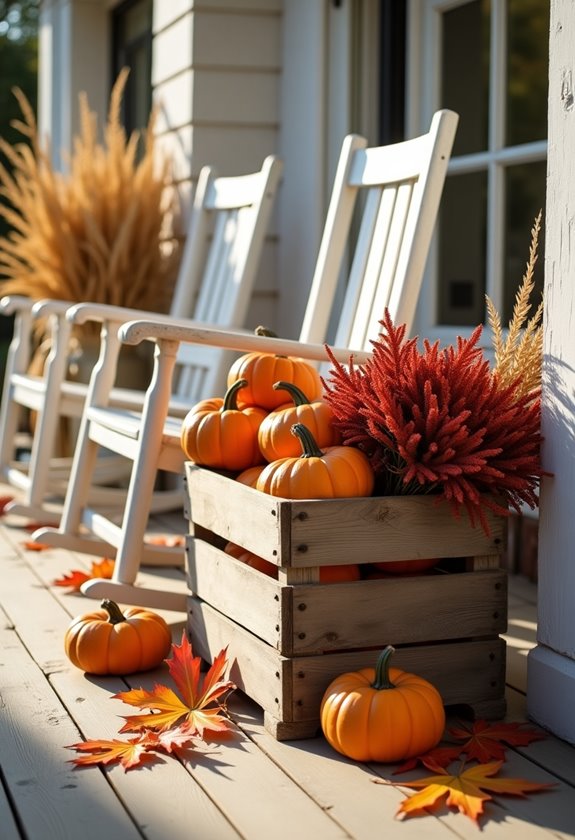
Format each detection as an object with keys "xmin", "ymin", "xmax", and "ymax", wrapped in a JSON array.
[
  {"xmin": 224, "ymin": 541, "xmax": 277, "ymax": 577},
  {"xmin": 256, "ymin": 423, "xmax": 374, "ymax": 499},
  {"xmin": 372, "ymin": 558, "xmax": 437, "ymax": 575},
  {"xmin": 320, "ymin": 564, "xmax": 361, "ymax": 583},
  {"xmin": 64, "ymin": 599, "xmax": 172, "ymax": 675},
  {"xmin": 227, "ymin": 353, "xmax": 322, "ymax": 410},
  {"xmin": 235, "ymin": 465, "xmax": 266, "ymax": 487},
  {"xmin": 180, "ymin": 379, "xmax": 267, "ymax": 471},
  {"xmin": 320, "ymin": 645, "xmax": 445, "ymax": 762},
  {"xmin": 258, "ymin": 381, "xmax": 341, "ymax": 462}
]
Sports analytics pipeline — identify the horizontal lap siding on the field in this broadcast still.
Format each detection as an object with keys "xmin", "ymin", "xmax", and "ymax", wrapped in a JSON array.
[{"xmin": 152, "ymin": 0, "xmax": 283, "ymax": 329}]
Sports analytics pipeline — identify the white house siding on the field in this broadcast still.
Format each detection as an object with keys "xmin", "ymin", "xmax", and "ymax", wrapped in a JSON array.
[
  {"xmin": 527, "ymin": 0, "xmax": 575, "ymax": 745},
  {"xmin": 152, "ymin": 0, "xmax": 282, "ymax": 332}
]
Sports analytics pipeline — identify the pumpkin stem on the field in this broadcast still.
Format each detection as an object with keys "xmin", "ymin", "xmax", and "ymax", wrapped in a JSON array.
[
  {"xmin": 101, "ymin": 599, "xmax": 127, "ymax": 625},
  {"xmin": 223, "ymin": 378, "xmax": 248, "ymax": 411},
  {"xmin": 291, "ymin": 422, "xmax": 324, "ymax": 458},
  {"xmin": 371, "ymin": 645, "xmax": 397, "ymax": 690},
  {"xmin": 273, "ymin": 380, "xmax": 310, "ymax": 406}
]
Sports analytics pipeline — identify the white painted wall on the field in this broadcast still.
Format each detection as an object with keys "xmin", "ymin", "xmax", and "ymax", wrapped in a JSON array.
[{"xmin": 527, "ymin": 0, "xmax": 575, "ymax": 745}]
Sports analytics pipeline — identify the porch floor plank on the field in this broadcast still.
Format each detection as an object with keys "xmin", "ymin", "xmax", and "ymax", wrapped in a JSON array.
[{"xmin": 1, "ymin": 486, "xmax": 574, "ymax": 840}]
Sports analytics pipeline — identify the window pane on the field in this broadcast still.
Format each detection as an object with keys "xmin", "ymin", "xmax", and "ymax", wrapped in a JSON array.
[
  {"xmin": 112, "ymin": 0, "xmax": 153, "ymax": 136},
  {"xmin": 506, "ymin": 0, "xmax": 550, "ymax": 146},
  {"xmin": 442, "ymin": 0, "xmax": 490, "ymax": 156},
  {"xmin": 503, "ymin": 162, "xmax": 546, "ymax": 323},
  {"xmin": 437, "ymin": 171, "xmax": 487, "ymax": 326}
]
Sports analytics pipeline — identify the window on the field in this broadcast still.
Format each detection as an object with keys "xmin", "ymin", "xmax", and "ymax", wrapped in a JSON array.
[
  {"xmin": 111, "ymin": 0, "xmax": 153, "ymax": 136},
  {"xmin": 409, "ymin": 0, "xmax": 548, "ymax": 336}
]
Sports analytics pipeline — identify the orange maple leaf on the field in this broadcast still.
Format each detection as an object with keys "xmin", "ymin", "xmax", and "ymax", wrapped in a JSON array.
[
  {"xmin": 113, "ymin": 630, "xmax": 236, "ymax": 737},
  {"xmin": 52, "ymin": 558, "xmax": 115, "ymax": 591},
  {"xmin": 448, "ymin": 719, "xmax": 547, "ymax": 763},
  {"xmin": 67, "ymin": 735, "xmax": 160, "ymax": 771},
  {"xmin": 377, "ymin": 760, "xmax": 555, "ymax": 825}
]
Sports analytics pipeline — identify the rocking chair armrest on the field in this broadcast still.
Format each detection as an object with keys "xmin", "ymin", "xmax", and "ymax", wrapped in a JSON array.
[
  {"xmin": 119, "ymin": 319, "xmax": 372, "ymax": 366},
  {"xmin": 0, "ymin": 295, "xmax": 37, "ymax": 317},
  {"xmin": 31, "ymin": 299, "xmax": 75, "ymax": 319},
  {"xmin": 66, "ymin": 301, "xmax": 175, "ymax": 329}
]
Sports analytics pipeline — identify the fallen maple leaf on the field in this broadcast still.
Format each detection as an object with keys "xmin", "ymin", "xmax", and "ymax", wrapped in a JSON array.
[
  {"xmin": 393, "ymin": 745, "xmax": 462, "ymax": 775},
  {"xmin": 67, "ymin": 735, "xmax": 160, "ymax": 771},
  {"xmin": 22, "ymin": 539, "xmax": 50, "ymax": 551},
  {"xmin": 52, "ymin": 558, "xmax": 115, "ymax": 591},
  {"xmin": 376, "ymin": 760, "xmax": 555, "ymax": 825},
  {"xmin": 0, "ymin": 495, "xmax": 14, "ymax": 514},
  {"xmin": 114, "ymin": 630, "xmax": 235, "ymax": 737},
  {"xmin": 448, "ymin": 719, "xmax": 547, "ymax": 763}
]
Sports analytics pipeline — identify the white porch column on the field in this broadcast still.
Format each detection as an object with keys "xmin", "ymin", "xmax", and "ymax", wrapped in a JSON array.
[
  {"xmin": 527, "ymin": 0, "xmax": 575, "ymax": 745},
  {"xmin": 38, "ymin": 0, "xmax": 108, "ymax": 170}
]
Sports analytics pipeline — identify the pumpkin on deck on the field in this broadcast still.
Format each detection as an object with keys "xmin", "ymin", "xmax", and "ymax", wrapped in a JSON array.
[
  {"xmin": 64, "ymin": 599, "xmax": 172, "ymax": 675},
  {"xmin": 320, "ymin": 645, "xmax": 445, "ymax": 762}
]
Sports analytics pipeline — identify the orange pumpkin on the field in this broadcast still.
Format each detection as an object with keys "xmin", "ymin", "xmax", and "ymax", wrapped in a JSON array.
[
  {"xmin": 227, "ymin": 352, "xmax": 322, "ymax": 410},
  {"xmin": 224, "ymin": 541, "xmax": 277, "ymax": 577},
  {"xmin": 180, "ymin": 379, "xmax": 267, "ymax": 471},
  {"xmin": 320, "ymin": 564, "xmax": 361, "ymax": 583},
  {"xmin": 64, "ymin": 599, "xmax": 172, "ymax": 675},
  {"xmin": 372, "ymin": 558, "xmax": 437, "ymax": 575},
  {"xmin": 258, "ymin": 381, "xmax": 340, "ymax": 462},
  {"xmin": 235, "ymin": 465, "xmax": 265, "ymax": 487},
  {"xmin": 320, "ymin": 645, "xmax": 445, "ymax": 762},
  {"xmin": 256, "ymin": 423, "xmax": 375, "ymax": 499}
]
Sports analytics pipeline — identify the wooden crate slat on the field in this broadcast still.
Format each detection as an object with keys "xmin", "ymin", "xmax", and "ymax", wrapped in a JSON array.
[
  {"xmin": 188, "ymin": 597, "xmax": 506, "ymax": 733},
  {"xmin": 189, "ymin": 540, "xmax": 507, "ymax": 654},
  {"xmin": 289, "ymin": 567, "xmax": 508, "ymax": 654},
  {"xmin": 185, "ymin": 464, "xmax": 506, "ymax": 566}
]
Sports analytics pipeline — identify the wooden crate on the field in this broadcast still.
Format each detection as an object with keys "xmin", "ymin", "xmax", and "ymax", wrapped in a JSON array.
[{"xmin": 184, "ymin": 463, "xmax": 508, "ymax": 740}]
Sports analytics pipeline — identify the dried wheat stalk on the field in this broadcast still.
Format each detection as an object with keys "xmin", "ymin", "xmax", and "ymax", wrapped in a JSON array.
[
  {"xmin": 486, "ymin": 211, "xmax": 543, "ymax": 399},
  {"xmin": 0, "ymin": 69, "xmax": 177, "ymax": 318}
]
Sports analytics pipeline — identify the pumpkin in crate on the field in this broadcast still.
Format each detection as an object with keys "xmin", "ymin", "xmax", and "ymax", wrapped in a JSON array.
[
  {"xmin": 180, "ymin": 379, "xmax": 267, "ymax": 471},
  {"xmin": 320, "ymin": 645, "xmax": 445, "ymax": 762},
  {"xmin": 227, "ymin": 350, "xmax": 322, "ymax": 411},
  {"xmin": 235, "ymin": 465, "xmax": 265, "ymax": 487},
  {"xmin": 64, "ymin": 599, "xmax": 172, "ymax": 675},
  {"xmin": 258, "ymin": 381, "xmax": 341, "ymax": 462},
  {"xmin": 224, "ymin": 541, "xmax": 278, "ymax": 577},
  {"xmin": 370, "ymin": 558, "xmax": 438, "ymax": 575},
  {"xmin": 257, "ymin": 423, "xmax": 374, "ymax": 499}
]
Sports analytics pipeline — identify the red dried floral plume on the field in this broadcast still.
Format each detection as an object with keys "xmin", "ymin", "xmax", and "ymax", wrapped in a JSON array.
[{"xmin": 323, "ymin": 310, "xmax": 542, "ymax": 532}]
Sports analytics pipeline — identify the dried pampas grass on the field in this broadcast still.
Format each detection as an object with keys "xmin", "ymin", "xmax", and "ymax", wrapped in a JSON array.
[
  {"xmin": 486, "ymin": 211, "xmax": 543, "ymax": 399},
  {"xmin": 0, "ymin": 69, "xmax": 177, "ymax": 316}
]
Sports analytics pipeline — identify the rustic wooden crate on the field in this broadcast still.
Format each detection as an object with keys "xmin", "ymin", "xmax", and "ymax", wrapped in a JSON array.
[{"xmin": 184, "ymin": 463, "xmax": 508, "ymax": 740}]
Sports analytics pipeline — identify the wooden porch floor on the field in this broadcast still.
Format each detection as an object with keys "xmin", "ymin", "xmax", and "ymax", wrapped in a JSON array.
[{"xmin": 1, "ymin": 483, "xmax": 575, "ymax": 840}]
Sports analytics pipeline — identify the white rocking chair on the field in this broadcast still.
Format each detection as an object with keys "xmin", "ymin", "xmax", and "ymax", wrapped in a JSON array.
[
  {"xmin": 0, "ymin": 155, "xmax": 283, "ymax": 523},
  {"xmin": 32, "ymin": 110, "xmax": 459, "ymax": 611}
]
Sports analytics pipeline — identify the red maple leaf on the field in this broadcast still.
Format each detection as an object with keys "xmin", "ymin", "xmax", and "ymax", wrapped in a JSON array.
[
  {"xmin": 393, "ymin": 745, "xmax": 462, "ymax": 775},
  {"xmin": 114, "ymin": 630, "xmax": 235, "ymax": 737},
  {"xmin": 448, "ymin": 719, "xmax": 547, "ymax": 763}
]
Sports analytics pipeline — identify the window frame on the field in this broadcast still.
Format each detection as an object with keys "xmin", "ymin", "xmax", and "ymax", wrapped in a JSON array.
[{"xmin": 407, "ymin": 0, "xmax": 548, "ymax": 344}]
